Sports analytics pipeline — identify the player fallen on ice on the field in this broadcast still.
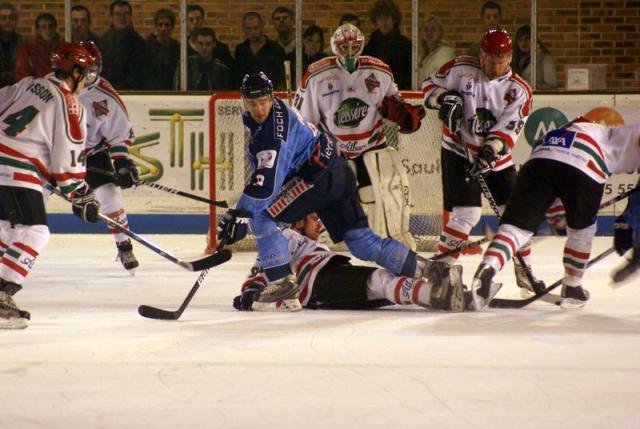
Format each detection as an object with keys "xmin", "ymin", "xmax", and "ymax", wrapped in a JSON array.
[
  {"xmin": 233, "ymin": 213, "xmax": 465, "ymax": 312},
  {"xmin": 217, "ymin": 72, "xmax": 433, "ymax": 307},
  {"xmin": 77, "ymin": 41, "xmax": 140, "ymax": 274},
  {"xmin": 0, "ymin": 43, "xmax": 100, "ymax": 329},
  {"xmin": 469, "ymin": 117, "xmax": 640, "ymax": 310},
  {"xmin": 422, "ymin": 29, "xmax": 544, "ymax": 296},
  {"xmin": 294, "ymin": 23, "xmax": 425, "ymax": 250}
]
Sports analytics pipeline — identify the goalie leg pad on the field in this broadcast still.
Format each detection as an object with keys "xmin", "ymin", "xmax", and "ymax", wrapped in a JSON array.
[{"xmin": 361, "ymin": 148, "xmax": 415, "ymax": 249}]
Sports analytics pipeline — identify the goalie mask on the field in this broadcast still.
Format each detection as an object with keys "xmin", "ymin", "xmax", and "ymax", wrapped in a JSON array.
[{"xmin": 331, "ymin": 23, "xmax": 364, "ymax": 73}]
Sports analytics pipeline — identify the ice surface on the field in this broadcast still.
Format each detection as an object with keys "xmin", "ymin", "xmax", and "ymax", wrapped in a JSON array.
[{"xmin": 1, "ymin": 235, "xmax": 639, "ymax": 429}]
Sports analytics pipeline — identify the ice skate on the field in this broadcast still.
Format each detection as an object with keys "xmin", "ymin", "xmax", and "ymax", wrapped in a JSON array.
[
  {"xmin": 116, "ymin": 240, "xmax": 139, "ymax": 275},
  {"xmin": 256, "ymin": 274, "xmax": 300, "ymax": 303},
  {"xmin": 252, "ymin": 298, "xmax": 302, "ymax": 312},
  {"xmin": 470, "ymin": 264, "xmax": 503, "ymax": 310},
  {"xmin": 426, "ymin": 262, "xmax": 465, "ymax": 312},
  {"xmin": 0, "ymin": 281, "xmax": 30, "ymax": 329},
  {"xmin": 558, "ymin": 284, "xmax": 590, "ymax": 309},
  {"xmin": 513, "ymin": 259, "xmax": 545, "ymax": 296},
  {"xmin": 611, "ymin": 245, "xmax": 640, "ymax": 284}
]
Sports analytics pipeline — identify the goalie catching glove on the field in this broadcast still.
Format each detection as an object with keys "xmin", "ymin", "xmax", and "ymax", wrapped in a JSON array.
[
  {"xmin": 437, "ymin": 90, "xmax": 464, "ymax": 134},
  {"xmin": 70, "ymin": 182, "xmax": 100, "ymax": 223},
  {"xmin": 113, "ymin": 158, "xmax": 139, "ymax": 189},
  {"xmin": 217, "ymin": 208, "xmax": 252, "ymax": 245},
  {"xmin": 379, "ymin": 95, "xmax": 426, "ymax": 134}
]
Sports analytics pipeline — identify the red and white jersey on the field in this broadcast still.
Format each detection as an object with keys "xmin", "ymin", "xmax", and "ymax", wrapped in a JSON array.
[
  {"xmin": 242, "ymin": 228, "xmax": 339, "ymax": 306},
  {"xmin": 531, "ymin": 120, "xmax": 640, "ymax": 184},
  {"xmin": 422, "ymin": 56, "xmax": 533, "ymax": 171},
  {"xmin": 0, "ymin": 75, "xmax": 87, "ymax": 195},
  {"xmin": 77, "ymin": 76, "xmax": 133, "ymax": 162},
  {"xmin": 294, "ymin": 56, "xmax": 399, "ymax": 159}
]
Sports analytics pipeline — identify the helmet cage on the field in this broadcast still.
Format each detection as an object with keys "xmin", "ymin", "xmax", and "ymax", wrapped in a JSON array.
[{"xmin": 331, "ymin": 23, "xmax": 364, "ymax": 69}]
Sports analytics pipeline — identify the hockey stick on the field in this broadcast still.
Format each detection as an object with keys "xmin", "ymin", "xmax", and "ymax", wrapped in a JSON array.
[
  {"xmin": 284, "ymin": 60, "xmax": 293, "ymax": 105},
  {"xmin": 488, "ymin": 246, "xmax": 615, "ymax": 309},
  {"xmin": 87, "ymin": 166, "xmax": 228, "ymax": 208},
  {"xmin": 138, "ymin": 240, "xmax": 230, "ymax": 320},
  {"xmin": 47, "ymin": 184, "xmax": 230, "ymax": 271}
]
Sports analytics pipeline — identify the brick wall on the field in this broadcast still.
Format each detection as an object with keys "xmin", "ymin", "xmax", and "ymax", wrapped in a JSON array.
[{"xmin": 15, "ymin": 0, "xmax": 640, "ymax": 90}]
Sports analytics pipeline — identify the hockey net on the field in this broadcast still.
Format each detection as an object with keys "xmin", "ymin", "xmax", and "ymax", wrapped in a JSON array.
[{"xmin": 207, "ymin": 91, "xmax": 443, "ymax": 253}]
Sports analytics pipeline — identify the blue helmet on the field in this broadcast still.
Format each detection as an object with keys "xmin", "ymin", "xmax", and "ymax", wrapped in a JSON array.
[{"xmin": 240, "ymin": 72, "xmax": 273, "ymax": 99}]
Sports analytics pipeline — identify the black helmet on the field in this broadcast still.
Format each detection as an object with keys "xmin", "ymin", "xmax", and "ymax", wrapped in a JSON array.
[{"xmin": 240, "ymin": 72, "xmax": 273, "ymax": 99}]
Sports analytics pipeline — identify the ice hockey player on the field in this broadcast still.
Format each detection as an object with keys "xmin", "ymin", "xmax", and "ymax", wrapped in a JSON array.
[
  {"xmin": 422, "ymin": 28, "xmax": 544, "ymax": 295},
  {"xmin": 294, "ymin": 23, "xmax": 425, "ymax": 250},
  {"xmin": 233, "ymin": 213, "xmax": 465, "ymax": 312},
  {"xmin": 217, "ymin": 72, "xmax": 431, "ymax": 306},
  {"xmin": 0, "ymin": 42, "xmax": 100, "ymax": 329},
  {"xmin": 77, "ymin": 41, "xmax": 140, "ymax": 274},
  {"xmin": 612, "ymin": 179, "xmax": 640, "ymax": 283},
  {"xmin": 470, "ymin": 117, "xmax": 640, "ymax": 310}
]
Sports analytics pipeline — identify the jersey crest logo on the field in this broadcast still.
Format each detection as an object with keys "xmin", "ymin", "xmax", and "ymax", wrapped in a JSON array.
[
  {"xmin": 504, "ymin": 89, "xmax": 517, "ymax": 105},
  {"xmin": 256, "ymin": 150, "xmax": 277, "ymax": 169},
  {"xmin": 333, "ymin": 98, "xmax": 369, "ymax": 128},
  {"xmin": 364, "ymin": 73, "xmax": 380, "ymax": 93},
  {"xmin": 469, "ymin": 108, "xmax": 497, "ymax": 138},
  {"xmin": 92, "ymin": 100, "xmax": 109, "ymax": 119}
]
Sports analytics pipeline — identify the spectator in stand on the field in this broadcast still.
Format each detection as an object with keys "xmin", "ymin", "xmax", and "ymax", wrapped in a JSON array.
[
  {"xmin": 339, "ymin": 13, "xmax": 361, "ymax": 28},
  {"xmin": 511, "ymin": 25, "xmax": 557, "ymax": 90},
  {"xmin": 186, "ymin": 4, "xmax": 204, "ymax": 57},
  {"xmin": 233, "ymin": 11, "xmax": 285, "ymax": 89},
  {"xmin": 272, "ymin": 6, "xmax": 295, "ymax": 56},
  {"xmin": 179, "ymin": 26, "xmax": 231, "ymax": 91},
  {"xmin": 286, "ymin": 24, "xmax": 328, "ymax": 86},
  {"xmin": 14, "ymin": 13, "xmax": 61, "ymax": 82},
  {"xmin": 146, "ymin": 8, "xmax": 179, "ymax": 90},
  {"xmin": 468, "ymin": 1, "xmax": 502, "ymax": 57},
  {"xmin": 98, "ymin": 0, "xmax": 147, "ymax": 90},
  {"xmin": 71, "ymin": 6, "xmax": 99, "ymax": 44},
  {"xmin": 363, "ymin": 0, "xmax": 411, "ymax": 89},
  {"xmin": 0, "ymin": 2, "xmax": 24, "ymax": 87},
  {"xmin": 417, "ymin": 15, "xmax": 455, "ymax": 81},
  {"xmin": 186, "ymin": 4, "xmax": 233, "ymax": 70}
]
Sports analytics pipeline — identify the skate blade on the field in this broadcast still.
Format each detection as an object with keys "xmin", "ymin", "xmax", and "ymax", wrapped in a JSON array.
[
  {"xmin": 0, "ymin": 317, "xmax": 29, "ymax": 329},
  {"xmin": 126, "ymin": 268, "xmax": 136, "ymax": 277},
  {"xmin": 252, "ymin": 299, "xmax": 302, "ymax": 312},
  {"xmin": 520, "ymin": 288, "xmax": 535, "ymax": 298},
  {"xmin": 470, "ymin": 282, "xmax": 502, "ymax": 311},
  {"xmin": 448, "ymin": 266, "xmax": 465, "ymax": 312},
  {"xmin": 611, "ymin": 266, "xmax": 640, "ymax": 286},
  {"xmin": 558, "ymin": 297, "xmax": 587, "ymax": 309}
]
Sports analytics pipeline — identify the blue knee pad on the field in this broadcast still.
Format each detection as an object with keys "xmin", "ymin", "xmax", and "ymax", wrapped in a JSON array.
[{"xmin": 343, "ymin": 228, "xmax": 416, "ymax": 276}]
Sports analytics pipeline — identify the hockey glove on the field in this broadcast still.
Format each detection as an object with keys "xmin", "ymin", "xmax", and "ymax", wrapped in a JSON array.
[
  {"xmin": 233, "ymin": 282, "xmax": 264, "ymax": 311},
  {"xmin": 113, "ymin": 158, "xmax": 140, "ymax": 189},
  {"xmin": 468, "ymin": 144, "xmax": 499, "ymax": 178},
  {"xmin": 70, "ymin": 183, "xmax": 100, "ymax": 223},
  {"xmin": 379, "ymin": 95, "xmax": 426, "ymax": 134},
  {"xmin": 437, "ymin": 90, "xmax": 464, "ymax": 134},
  {"xmin": 614, "ymin": 214, "xmax": 634, "ymax": 256},
  {"xmin": 217, "ymin": 208, "xmax": 252, "ymax": 245}
]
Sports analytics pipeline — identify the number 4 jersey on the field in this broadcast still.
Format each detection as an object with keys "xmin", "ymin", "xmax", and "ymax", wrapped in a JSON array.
[{"xmin": 0, "ymin": 75, "xmax": 87, "ymax": 196}]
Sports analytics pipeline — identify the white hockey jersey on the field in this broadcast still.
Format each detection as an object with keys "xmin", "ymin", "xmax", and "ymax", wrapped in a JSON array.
[
  {"xmin": 422, "ymin": 56, "xmax": 533, "ymax": 171},
  {"xmin": 531, "ymin": 120, "xmax": 640, "ymax": 184},
  {"xmin": 77, "ymin": 76, "xmax": 133, "ymax": 162},
  {"xmin": 242, "ymin": 229, "xmax": 340, "ymax": 306},
  {"xmin": 294, "ymin": 56, "xmax": 399, "ymax": 159},
  {"xmin": 0, "ymin": 75, "xmax": 87, "ymax": 195}
]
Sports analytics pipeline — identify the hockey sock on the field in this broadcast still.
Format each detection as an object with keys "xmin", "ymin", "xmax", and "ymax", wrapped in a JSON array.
[
  {"xmin": 367, "ymin": 268, "xmax": 430, "ymax": 306},
  {"xmin": 482, "ymin": 224, "xmax": 533, "ymax": 272},
  {"xmin": 95, "ymin": 184, "xmax": 130, "ymax": 243},
  {"xmin": 0, "ymin": 224, "xmax": 49, "ymax": 284},
  {"xmin": 437, "ymin": 206, "xmax": 481, "ymax": 264},
  {"xmin": 563, "ymin": 224, "xmax": 597, "ymax": 286}
]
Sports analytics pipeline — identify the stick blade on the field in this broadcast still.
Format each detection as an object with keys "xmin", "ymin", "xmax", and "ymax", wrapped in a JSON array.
[
  {"xmin": 182, "ymin": 249, "xmax": 232, "ymax": 271},
  {"xmin": 138, "ymin": 305, "xmax": 180, "ymax": 320}
]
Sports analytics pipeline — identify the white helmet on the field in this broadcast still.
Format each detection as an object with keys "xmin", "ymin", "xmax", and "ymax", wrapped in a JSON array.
[{"xmin": 330, "ymin": 23, "xmax": 364, "ymax": 72}]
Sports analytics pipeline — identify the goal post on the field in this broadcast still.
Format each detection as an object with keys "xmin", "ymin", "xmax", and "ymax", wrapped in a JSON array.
[{"xmin": 206, "ymin": 91, "xmax": 443, "ymax": 253}]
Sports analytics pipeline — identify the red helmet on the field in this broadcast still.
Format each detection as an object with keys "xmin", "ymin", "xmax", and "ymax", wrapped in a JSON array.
[
  {"xmin": 481, "ymin": 29, "xmax": 512, "ymax": 55},
  {"xmin": 80, "ymin": 40, "xmax": 102, "ymax": 67},
  {"xmin": 50, "ymin": 42, "xmax": 95, "ymax": 74}
]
